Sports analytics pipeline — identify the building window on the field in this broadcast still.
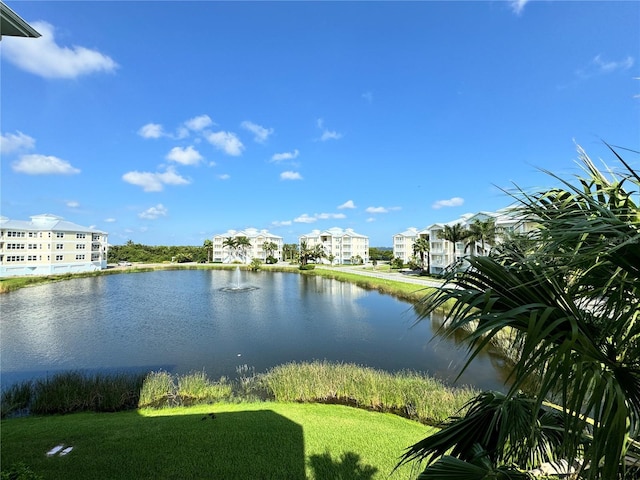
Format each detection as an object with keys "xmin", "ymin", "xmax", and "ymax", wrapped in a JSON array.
[
  {"xmin": 56, "ymin": 244, "xmax": 64, "ymax": 250},
  {"xmin": 56, "ymin": 232, "xmax": 64, "ymax": 238},
  {"xmin": 75, "ymin": 254, "xmax": 85, "ymax": 260},
  {"xmin": 76, "ymin": 244, "xmax": 85, "ymax": 249},
  {"xmin": 7, "ymin": 231, "xmax": 25, "ymax": 237},
  {"xmin": 91, "ymin": 254, "xmax": 100, "ymax": 261},
  {"xmin": 55, "ymin": 255, "xmax": 63, "ymax": 261},
  {"xmin": 76, "ymin": 233, "xmax": 86, "ymax": 239},
  {"xmin": 7, "ymin": 256, "xmax": 25, "ymax": 262},
  {"xmin": 29, "ymin": 232, "xmax": 36, "ymax": 238},
  {"xmin": 28, "ymin": 244, "xmax": 38, "ymax": 249},
  {"xmin": 28, "ymin": 255, "xmax": 38, "ymax": 261},
  {"xmin": 7, "ymin": 244, "xmax": 25, "ymax": 250}
]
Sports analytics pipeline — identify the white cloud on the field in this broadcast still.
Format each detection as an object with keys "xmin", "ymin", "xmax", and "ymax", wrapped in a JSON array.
[
  {"xmin": 166, "ymin": 146, "xmax": 203, "ymax": 165},
  {"xmin": 432, "ymin": 197, "xmax": 464, "ymax": 209},
  {"xmin": 66, "ymin": 201, "xmax": 80, "ymax": 208},
  {"xmin": 575, "ymin": 55, "xmax": 635, "ymax": 81},
  {"xmin": 206, "ymin": 131, "xmax": 244, "ymax": 156},
  {"xmin": 12, "ymin": 154, "xmax": 80, "ymax": 175},
  {"xmin": 366, "ymin": 217, "xmax": 376, "ymax": 223},
  {"xmin": 218, "ymin": 174, "xmax": 230, "ymax": 180},
  {"xmin": 272, "ymin": 220, "xmax": 292, "ymax": 227},
  {"xmin": 592, "ymin": 54, "xmax": 634, "ymax": 74},
  {"xmin": 104, "ymin": 218, "xmax": 117, "ymax": 223},
  {"xmin": 138, "ymin": 204, "xmax": 168, "ymax": 220},
  {"xmin": 241, "ymin": 121, "xmax": 274, "ymax": 143},
  {"xmin": 1, "ymin": 131, "xmax": 35, "ymax": 154},
  {"xmin": 1, "ymin": 21, "xmax": 118, "ymax": 79},
  {"xmin": 317, "ymin": 213, "xmax": 346, "ymax": 220},
  {"xmin": 509, "ymin": 0, "xmax": 529, "ymax": 15},
  {"xmin": 271, "ymin": 149, "xmax": 300, "ymax": 162},
  {"xmin": 185, "ymin": 115, "xmax": 213, "ymax": 131},
  {"xmin": 338, "ymin": 200, "xmax": 356, "ymax": 209},
  {"xmin": 366, "ymin": 206, "xmax": 388, "ymax": 214},
  {"xmin": 122, "ymin": 167, "xmax": 189, "ymax": 192},
  {"xmin": 320, "ymin": 130, "xmax": 342, "ymax": 141},
  {"xmin": 294, "ymin": 214, "xmax": 317, "ymax": 224},
  {"xmin": 138, "ymin": 123, "xmax": 164, "ymax": 139},
  {"xmin": 317, "ymin": 118, "xmax": 342, "ymax": 141},
  {"xmin": 280, "ymin": 171, "xmax": 303, "ymax": 180},
  {"xmin": 362, "ymin": 91, "xmax": 373, "ymax": 104}
]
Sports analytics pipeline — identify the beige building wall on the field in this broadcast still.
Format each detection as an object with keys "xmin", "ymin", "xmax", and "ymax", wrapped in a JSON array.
[{"xmin": 0, "ymin": 214, "xmax": 108, "ymax": 277}]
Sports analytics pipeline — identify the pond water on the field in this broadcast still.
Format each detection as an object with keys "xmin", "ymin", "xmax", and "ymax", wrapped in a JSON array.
[{"xmin": 0, "ymin": 269, "xmax": 509, "ymax": 390}]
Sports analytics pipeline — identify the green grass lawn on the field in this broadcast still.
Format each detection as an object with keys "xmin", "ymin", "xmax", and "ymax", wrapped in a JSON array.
[{"xmin": 1, "ymin": 402, "xmax": 433, "ymax": 480}]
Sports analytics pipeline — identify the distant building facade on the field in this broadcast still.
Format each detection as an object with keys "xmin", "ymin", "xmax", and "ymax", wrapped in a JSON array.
[
  {"xmin": 212, "ymin": 228, "xmax": 283, "ymax": 264},
  {"xmin": 395, "ymin": 208, "xmax": 537, "ymax": 275},
  {"xmin": 0, "ymin": 214, "xmax": 108, "ymax": 277},
  {"xmin": 299, "ymin": 227, "xmax": 369, "ymax": 265}
]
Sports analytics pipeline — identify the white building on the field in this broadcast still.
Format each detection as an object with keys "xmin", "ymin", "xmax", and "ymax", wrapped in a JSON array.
[
  {"xmin": 0, "ymin": 214, "xmax": 108, "ymax": 277},
  {"xmin": 299, "ymin": 227, "xmax": 369, "ymax": 265},
  {"xmin": 395, "ymin": 208, "xmax": 537, "ymax": 275},
  {"xmin": 212, "ymin": 228, "xmax": 283, "ymax": 264}
]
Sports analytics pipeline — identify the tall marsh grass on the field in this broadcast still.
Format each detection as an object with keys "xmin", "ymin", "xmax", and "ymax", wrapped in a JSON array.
[
  {"xmin": 138, "ymin": 370, "xmax": 232, "ymax": 408},
  {"xmin": 2, "ymin": 362, "xmax": 476, "ymax": 425},
  {"xmin": 262, "ymin": 361, "xmax": 477, "ymax": 425}
]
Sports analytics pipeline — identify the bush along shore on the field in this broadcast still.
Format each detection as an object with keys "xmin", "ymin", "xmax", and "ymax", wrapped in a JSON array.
[{"xmin": 1, "ymin": 361, "xmax": 477, "ymax": 426}]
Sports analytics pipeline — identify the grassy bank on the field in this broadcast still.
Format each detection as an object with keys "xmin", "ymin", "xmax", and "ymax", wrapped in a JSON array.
[
  {"xmin": 1, "ymin": 364, "xmax": 471, "ymax": 479},
  {"xmin": 1, "ymin": 402, "xmax": 432, "ymax": 480},
  {"xmin": 2, "ymin": 362, "xmax": 476, "ymax": 426}
]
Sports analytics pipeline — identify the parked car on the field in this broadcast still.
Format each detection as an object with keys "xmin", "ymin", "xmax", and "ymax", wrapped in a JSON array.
[{"xmin": 118, "ymin": 261, "xmax": 132, "ymax": 266}]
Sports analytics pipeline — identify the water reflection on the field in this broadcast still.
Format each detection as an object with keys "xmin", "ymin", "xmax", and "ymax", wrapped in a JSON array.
[{"xmin": 1, "ymin": 270, "xmax": 510, "ymax": 391}]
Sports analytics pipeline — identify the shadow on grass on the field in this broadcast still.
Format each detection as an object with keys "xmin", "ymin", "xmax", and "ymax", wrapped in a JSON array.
[
  {"xmin": 1, "ymin": 409, "xmax": 305, "ymax": 480},
  {"xmin": 309, "ymin": 451, "xmax": 378, "ymax": 480}
]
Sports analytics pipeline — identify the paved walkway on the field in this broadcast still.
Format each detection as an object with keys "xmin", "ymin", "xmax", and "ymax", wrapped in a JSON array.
[{"xmin": 314, "ymin": 265, "xmax": 446, "ymax": 288}]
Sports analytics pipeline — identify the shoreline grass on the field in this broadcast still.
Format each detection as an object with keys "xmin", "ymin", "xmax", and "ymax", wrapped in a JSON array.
[{"xmin": 2, "ymin": 362, "xmax": 475, "ymax": 426}]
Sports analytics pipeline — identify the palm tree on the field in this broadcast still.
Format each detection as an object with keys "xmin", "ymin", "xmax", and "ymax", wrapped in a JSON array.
[
  {"xmin": 438, "ymin": 223, "xmax": 469, "ymax": 267},
  {"xmin": 202, "ymin": 239, "xmax": 213, "ymax": 263},
  {"xmin": 398, "ymin": 144, "xmax": 640, "ymax": 479},
  {"xmin": 282, "ymin": 243, "xmax": 299, "ymax": 263},
  {"xmin": 299, "ymin": 241, "xmax": 325, "ymax": 266},
  {"xmin": 412, "ymin": 236, "xmax": 430, "ymax": 271},
  {"xmin": 234, "ymin": 236, "xmax": 252, "ymax": 263},
  {"xmin": 262, "ymin": 241, "xmax": 278, "ymax": 262},
  {"xmin": 466, "ymin": 218, "xmax": 497, "ymax": 256},
  {"xmin": 222, "ymin": 237, "xmax": 238, "ymax": 262}
]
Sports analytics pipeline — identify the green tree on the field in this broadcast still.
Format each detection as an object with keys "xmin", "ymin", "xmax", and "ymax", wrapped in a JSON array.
[
  {"xmin": 412, "ymin": 236, "xmax": 431, "ymax": 271},
  {"xmin": 234, "ymin": 236, "xmax": 252, "ymax": 263},
  {"xmin": 398, "ymin": 145, "xmax": 640, "ymax": 479},
  {"xmin": 222, "ymin": 237, "xmax": 238, "ymax": 262},
  {"xmin": 437, "ymin": 223, "xmax": 470, "ymax": 267},
  {"xmin": 262, "ymin": 241, "xmax": 278, "ymax": 263},
  {"xmin": 299, "ymin": 241, "xmax": 324, "ymax": 266},
  {"xmin": 466, "ymin": 218, "xmax": 497, "ymax": 256},
  {"xmin": 203, "ymin": 239, "xmax": 213, "ymax": 263},
  {"xmin": 282, "ymin": 243, "xmax": 299, "ymax": 262}
]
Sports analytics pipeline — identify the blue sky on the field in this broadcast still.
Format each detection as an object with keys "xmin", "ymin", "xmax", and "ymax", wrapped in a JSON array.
[{"xmin": 1, "ymin": 1, "xmax": 638, "ymax": 246}]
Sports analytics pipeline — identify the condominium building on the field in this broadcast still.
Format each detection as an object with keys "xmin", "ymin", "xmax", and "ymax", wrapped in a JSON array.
[
  {"xmin": 299, "ymin": 227, "xmax": 369, "ymax": 265},
  {"xmin": 0, "ymin": 214, "xmax": 108, "ymax": 277},
  {"xmin": 212, "ymin": 228, "xmax": 283, "ymax": 263},
  {"xmin": 396, "ymin": 208, "xmax": 537, "ymax": 275}
]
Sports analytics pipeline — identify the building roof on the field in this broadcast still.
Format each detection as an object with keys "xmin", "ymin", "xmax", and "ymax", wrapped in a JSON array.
[
  {"xmin": 300, "ymin": 227, "xmax": 368, "ymax": 239},
  {"xmin": 0, "ymin": 214, "xmax": 107, "ymax": 234},
  {"xmin": 213, "ymin": 228, "xmax": 283, "ymax": 240},
  {"xmin": 1, "ymin": 1, "xmax": 41, "ymax": 38}
]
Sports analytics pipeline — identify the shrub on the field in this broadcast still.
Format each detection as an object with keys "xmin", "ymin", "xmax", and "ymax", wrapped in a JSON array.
[{"xmin": 299, "ymin": 264, "xmax": 315, "ymax": 270}]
